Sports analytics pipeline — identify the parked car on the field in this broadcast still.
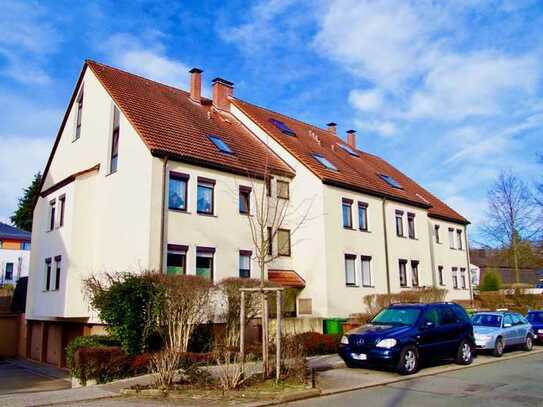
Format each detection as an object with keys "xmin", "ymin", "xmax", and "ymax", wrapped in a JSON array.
[
  {"xmin": 472, "ymin": 312, "xmax": 534, "ymax": 357},
  {"xmin": 526, "ymin": 310, "xmax": 543, "ymax": 343},
  {"xmin": 338, "ymin": 303, "xmax": 474, "ymax": 375}
]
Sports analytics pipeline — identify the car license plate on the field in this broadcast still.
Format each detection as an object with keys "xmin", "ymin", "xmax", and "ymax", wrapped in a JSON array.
[{"xmin": 351, "ymin": 353, "xmax": 367, "ymax": 361}]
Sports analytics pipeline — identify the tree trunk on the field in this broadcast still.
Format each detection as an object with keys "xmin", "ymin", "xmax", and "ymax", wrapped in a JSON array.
[
  {"xmin": 262, "ymin": 292, "xmax": 269, "ymax": 377},
  {"xmin": 512, "ymin": 235, "xmax": 520, "ymax": 285}
]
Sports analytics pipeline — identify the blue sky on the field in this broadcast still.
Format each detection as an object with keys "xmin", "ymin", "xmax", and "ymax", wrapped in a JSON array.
[{"xmin": 1, "ymin": 0, "xmax": 542, "ymax": 243}]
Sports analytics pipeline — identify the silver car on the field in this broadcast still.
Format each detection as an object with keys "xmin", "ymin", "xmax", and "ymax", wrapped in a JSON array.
[{"xmin": 472, "ymin": 312, "xmax": 534, "ymax": 357}]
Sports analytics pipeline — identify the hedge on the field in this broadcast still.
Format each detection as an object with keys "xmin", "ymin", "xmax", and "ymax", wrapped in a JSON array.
[
  {"xmin": 292, "ymin": 332, "xmax": 342, "ymax": 356},
  {"xmin": 66, "ymin": 335, "xmax": 120, "ymax": 372}
]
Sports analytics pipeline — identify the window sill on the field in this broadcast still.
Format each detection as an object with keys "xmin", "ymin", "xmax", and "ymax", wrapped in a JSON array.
[
  {"xmin": 169, "ymin": 207, "xmax": 189, "ymax": 213},
  {"xmin": 105, "ymin": 170, "xmax": 117, "ymax": 177},
  {"xmin": 343, "ymin": 226, "xmax": 355, "ymax": 230},
  {"xmin": 397, "ymin": 235, "xmax": 407, "ymax": 239},
  {"xmin": 362, "ymin": 285, "xmax": 375, "ymax": 288},
  {"xmin": 197, "ymin": 212, "xmax": 217, "ymax": 218},
  {"xmin": 408, "ymin": 237, "xmax": 418, "ymax": 240},
  {"xmin": 239, "ymin": 211, "xmax": 250, "ymax": 216},
  {"xmin": 345, "ymin": 284, "xmax": 359, "ymax": 288},
  {"xmin": 359, "ymin": 228, "xmax": 371, "ymax": 233},
  {"xmin": 278, "ymin": 253, "xmax": 291, "ymax": 258}
]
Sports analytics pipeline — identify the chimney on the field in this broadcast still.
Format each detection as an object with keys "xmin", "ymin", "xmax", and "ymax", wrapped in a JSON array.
[
  {"xmin": 326, "ymin": 122, "xmax": 337, "ymax": 133},
  {"xmin": 212, "ymin": 77, "xmax": 234, "ymax": 111},
  {"xmin": 189, "ymin": 68, "xmax": 203, "ymax": 103},
  {"xmin": 346, "ymin": 129, "xmax": 356, "ymax": 148}
]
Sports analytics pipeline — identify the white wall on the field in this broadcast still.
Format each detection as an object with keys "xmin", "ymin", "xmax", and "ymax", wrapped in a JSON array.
[{"xmin": 0, "ymin": 248, "xmax": 30, "ymax": 285}]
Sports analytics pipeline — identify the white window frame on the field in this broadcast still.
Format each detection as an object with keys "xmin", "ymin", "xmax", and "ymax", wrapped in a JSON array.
[
  {"xmin": 345, "ymin": 254, "xmax": 358, "ymax": 287},
  {"xmin": 448, "ymin": 228, "xmax": 455, "ymax": 249},
  {"xmin": 361, "ymin": 256, "xmax": 373, "ymax": 287}
]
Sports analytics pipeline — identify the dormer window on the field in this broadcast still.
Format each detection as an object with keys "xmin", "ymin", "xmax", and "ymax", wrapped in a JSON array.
[
  {"xmin": 269, "ymin": 118, "xmax": 296, "ymax": 136},
  {"xmin": 208, "ymin": 135, "xmax": 233, "ymax": 154},
  {"xmin": 312, "ymin": 154, "xmax": 337, "ymax": 171},
  {"xmin": 379, "ymin": 173, "xmax": 402, "ymax": 189},
  {"xmin": 337, "ymin": 143, "xmax": 359, "ymax": 157}
]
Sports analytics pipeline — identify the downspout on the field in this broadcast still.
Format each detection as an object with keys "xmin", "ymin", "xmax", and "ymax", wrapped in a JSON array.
[
  {"xmin": 382, "ymin": 197, "xmax": 391, "ymax": 295},
  {"xmin": 159, "ymin": 157, "xmax": 169, "ymax": 273},
  {"xmin": 465, "ymin": 226, "xmax": 474, "ymax": 305},
  {"xmin": 428, "ymin": 221, "xmax": 437, "ymax": 288}
]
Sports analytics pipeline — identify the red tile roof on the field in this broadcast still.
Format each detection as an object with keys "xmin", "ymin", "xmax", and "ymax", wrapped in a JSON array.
[
  {"xmin": 232, "ymin": 99, "xmax": 468, "ymax": 224},
  {"xmin": 86, "ymin": 61, "xmax": 294, "ymax": 179},
  {"xmin": 268, "ymin": 270, "xmax": 306, "ymax": 288}
]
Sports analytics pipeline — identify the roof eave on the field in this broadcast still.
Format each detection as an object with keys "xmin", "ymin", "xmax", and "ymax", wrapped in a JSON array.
[{"xmin": 428, "ymin": 213, "xmax": 470, "ymax": 226}]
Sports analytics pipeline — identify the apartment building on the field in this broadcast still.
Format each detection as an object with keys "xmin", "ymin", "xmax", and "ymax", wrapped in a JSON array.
[
  {"xmin": 0, "ymin": 222, "xmax": 31, "ymax": 286},
  {"xmin": 27, "ymin": 60, "xmax": 470, "ymax": 366}
]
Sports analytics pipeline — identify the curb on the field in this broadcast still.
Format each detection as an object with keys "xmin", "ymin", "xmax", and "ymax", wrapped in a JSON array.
[{"xmin": 252, "ymin": 389, "xmax": 322, "ymax": 406}]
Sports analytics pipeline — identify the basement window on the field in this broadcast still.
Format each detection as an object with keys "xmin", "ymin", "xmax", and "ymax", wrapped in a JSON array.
[
  {"xmin": 337, "ymin": 143, "xmax": 359, "ymax": 157},
  {"xmin": 312, "ymin": 154, "xmax": 337, "ymax": 171},
  {"xmin": 208, "ymin": 135, "xmax": 233, "ymax": 154},
  {"xmin": 269, "ymin": 118, "xmax": 296, "ymax": 136},
  {"xmin": 378, "ymin": 173, "xmax": 402, "ymax": 189}
]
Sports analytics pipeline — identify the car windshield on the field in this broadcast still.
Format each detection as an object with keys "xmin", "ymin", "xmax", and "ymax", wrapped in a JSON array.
[
  {"xmin": 527, "ymin": 312, "xmax": 543, "ymax": 323},
  {"xmin": 472, "ymin": 314, "xmax": 502, "ymax": 328},
  {"xmin": 371, "ymin": 308, "xmax": 421, "ymax": 326}
]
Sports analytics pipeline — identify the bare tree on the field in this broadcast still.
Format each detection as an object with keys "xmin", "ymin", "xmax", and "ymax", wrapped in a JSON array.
[{"xmin": 481, "ymin": 171, "xmax": 541, "ymax": 284}]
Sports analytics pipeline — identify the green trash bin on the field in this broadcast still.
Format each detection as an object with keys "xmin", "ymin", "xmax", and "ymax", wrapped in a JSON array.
[{"xmin": 324, "ymin": 318, "xmax": 347, "ymax": 335}]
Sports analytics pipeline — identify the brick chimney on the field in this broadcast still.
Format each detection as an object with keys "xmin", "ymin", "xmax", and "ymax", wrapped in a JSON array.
[
  {"xmin": 326, "ymin": 122, "xmax": 337, "ymax": 133},
  {"xmin": 212, "ymin": 77, "xmax": 234, "ymax": 111},
  {"xmin": 346, "ymin": 129, "xmax": 356, "ymax": 148},
  {"xmin": 189, "ymin": 68, "xmax": 203, "ymax": 103}
]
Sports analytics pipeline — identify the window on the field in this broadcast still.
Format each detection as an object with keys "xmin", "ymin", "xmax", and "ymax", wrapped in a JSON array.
[
  {"xmin": 267, "ymin": 227, "xmax": 273, "ymax": 255},
  {"xmin": 395, "ymin": 210, "xmax": 404, "ymax": 237},
  {"xmin": 460, "ymin": 268, "xmax": 466, "ymax": 289},
  {"xmin": 167, "ymin": 244, "xmax": 187, "ymax": 275},
  {"xmin": 59, "ymin": 195, "xmax": 66, "ymax": 227},
  {"xmin": 21, "ymin": 242, "xmax": 31, "ymax": 250},
  {"xmin": 277, "ymin": 181, "xmax": 289, "ymax": 199},
  {"xmin": 312, "ymin": 154, "xmax": 337, "ymax": 170},
  {"xmin": 75, "ymin": 87, "xmax": 83, "ymax": 140},
  {"xmin": 49, "ymin": 200, "xmax": 56, "ymax": 231},
  {"xmin": 239, "ymin": 251, "xmax": 251, "ymax": 278},
  {"xmin": 438, "ymin": 266, "xmax": 444, "ymax": 286},
  {"xmin": 277, "ymin": 229, "xmax": 291, "ymax": 256},
  {"xmin": 452, "ymin": 267, "xmax": 458, "ymax": 289},
  {"xmin": 110, "ymin": 106, "xmax": 120, "ymax": 173},
  {"xmin": 239, "ymin": 186, "xmax": 251, "ymax": 214},
  {"xmin": 457, "ymin": 229, "xmax": 463, "ymax": 250},
  {"xmin": 503, "ymin": 314, "xmax": 513, "ymax": 327},
  {"xmin": 399, "ymin": 260, "xmax": 408, "ymax": 287},
  {"xmin": 361, "ymin": 256, "xmax": 372, "ymax": 287},
  {"xmin": 358, "ymin": 202, "xmax": 368, "ymax": 231},
  {"xmin": 448, "ymin": 228, "xmax": 455, "ymax": 249},
  {"xmin": 44, "ymin": 258, "xmax": 52, "ymax": 291},
  {"xmin": 53, "ymin": 255, "xmax": 61, "ymax": 290},
  {"xmin": 379, "ymin": 174, "xmax": 402, "ymax": 189},
  {"xmin": 434, "ymin": 225, "xmax": 440, "ymax": 243},
  {"xmin": 411, "ymin": 261, "xmax": 419, "ymax": 287},
  {"xmin": 197, "ymin": 177, "xmax": 215, "ymax": 215},
  {"xmin": 4, "ymin": 263, "xmax": 13, "ymax": 281},
  {"xmin": 337, "ymin": 143, "xmax": 359, "ymax": 157},
  {"xmin": 169, "ymin": 172, "xmax": 189, "ymax": 211},
  {"xmin": 342, "ymin": 198, "xmax": 353, "ymax": 228},
  {"xmin": 345, "ymin": 254, "xmax": 357, "ymax": 286},
  {"xmin": 208, "ymin": 135, "xmax": 233, "ymax": 154},
  {"xmin": 269, "ymin": 118, "xmax": 296, "ymax": 136},
  {"xmin": 438, "ymin": 307, "xmax": 458, "ymax": 325},
  {"xmin": 407, "ymin": 213, "xmax": 416, "ymax": 239},
  {"xmin": 196, "ymin": 247, "xmax": 214, "ymax": 280}
]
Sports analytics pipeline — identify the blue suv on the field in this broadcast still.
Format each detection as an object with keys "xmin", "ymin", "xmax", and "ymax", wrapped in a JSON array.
[
  {"xmin": 338, "ymin": 303, "xmax": 475, "ymax": 375},
  {"xmin": 526, "ymin": 310, "xmax": 543, "ymax": 343}
]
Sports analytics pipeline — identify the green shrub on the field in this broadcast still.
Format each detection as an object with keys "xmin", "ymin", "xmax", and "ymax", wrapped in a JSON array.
[
  {"xmin": 84, "ymin": 272, "xmax": 164, "ymax": 355},
  {"xmin": 66, "ymin": 335, "xmax": 120, "ymax": 372},
  {"xmin": 480, "ymin": 271, "xmax": 501, "ymax": 291}
]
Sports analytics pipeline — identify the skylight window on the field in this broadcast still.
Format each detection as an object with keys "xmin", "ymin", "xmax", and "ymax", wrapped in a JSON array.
[
  {"xmin": 313, "ymin": 154, "xmax": 337, "ymax": 171},
  {"xmin": 208, "ymin": 135, "xmax": 233, "ymax": 154},
  {"xmin": 379, "ymin": 174, "xmax": 403, "ymax": 189},
  {"xmin": 269, "ymin": 118, "xmax": 296, "ymax": 136},
  {"xmin": 337, "ymin": 143, "xmax": 359, "ymax": 157}
]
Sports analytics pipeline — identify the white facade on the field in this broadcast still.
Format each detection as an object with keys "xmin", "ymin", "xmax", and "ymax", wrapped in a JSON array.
[
  {"xmin": 27, "ymin": 63, "xmax": 472, "ymax": 325},
  {"xmin": 0, "ymin": 248, "xmax": 30, "ymax": 286}
]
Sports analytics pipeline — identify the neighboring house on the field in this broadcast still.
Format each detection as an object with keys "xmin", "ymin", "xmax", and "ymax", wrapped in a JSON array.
[
  {"xmin": 470, "ymin": 263, "xmax": 481, "ymax": 287},
  {"xmin": 470, "ymin": 248, "xmax": 541, "ymax": 286},
  {"xmin": 27, "ymin": 61, "xmax": 471, "ymax": 366},
  {"xmin": 0, "ymin": 222, "xmax": 31, "ymax": 286}
]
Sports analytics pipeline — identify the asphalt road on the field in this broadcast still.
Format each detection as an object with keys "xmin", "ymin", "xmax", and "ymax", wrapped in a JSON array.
[{"xmin": 288, "ymin": 352, "xmax": 543, "ymax": 407}]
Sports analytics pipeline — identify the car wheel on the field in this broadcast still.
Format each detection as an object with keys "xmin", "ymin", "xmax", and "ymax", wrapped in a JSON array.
[
  {"xmin": 397, "ymin": 346, "xmax": 419, "ymax": 375},
  {"xmin": 523, "ymin": 335, "xmax": 533, "ymax": 352},
  {"xmin": 492, "ymin": 337, "xmax": 504, "ymax": 357},
  {"xmin": 344, "ymin": 359, "xmax": 357, "ymax": 368},
  {"xmin": 455, "ymin": 339, "xmax": 473, "ymax": 365}
]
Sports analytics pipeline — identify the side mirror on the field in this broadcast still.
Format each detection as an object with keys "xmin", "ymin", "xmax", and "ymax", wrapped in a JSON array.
[
  {"xmin": 504, "ymin": 323, "xmax": 512, "ymax": 328},
  {"xmin": 421, "ymin": 321, "xmax": 435, "ymax": 329}
]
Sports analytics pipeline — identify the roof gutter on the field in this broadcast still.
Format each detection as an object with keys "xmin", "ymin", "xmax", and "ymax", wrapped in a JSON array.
[{"xmin": 382, "ymin": 197, "xmax": 391, "ymax": 295}]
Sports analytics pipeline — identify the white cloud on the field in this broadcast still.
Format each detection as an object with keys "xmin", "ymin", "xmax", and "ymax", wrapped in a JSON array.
[
  {"xmin": 349, "ymin": 88, "xmax": 385, "ymax": 112},
  {"xmin": 101, "ymin": 33, "xmax": 192, "ymax": 89},
  {"xmin": 0, "ymin": 135, "xmax": 51, "ymax": 224}
]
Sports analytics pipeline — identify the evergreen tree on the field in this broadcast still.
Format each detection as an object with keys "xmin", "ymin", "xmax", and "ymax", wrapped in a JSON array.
[{"xmin": 10, "ymin": 173, "xmax": 42, "ymax": 232}]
